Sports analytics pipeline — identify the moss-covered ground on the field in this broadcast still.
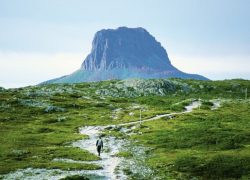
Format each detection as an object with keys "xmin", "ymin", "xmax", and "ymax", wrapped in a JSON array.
[
  {"xmin": 0, "ymin": 78, "xmax": 249, "ymax": 179},
  {"xmin": 130, "ymin": 101, "xmax": 250, "ymax": 179}
]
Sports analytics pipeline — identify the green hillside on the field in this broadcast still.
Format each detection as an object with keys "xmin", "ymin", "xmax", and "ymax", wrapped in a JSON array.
[{"xmin": 0, "ymin": 78, "xmax": 249, "ymax": 179}]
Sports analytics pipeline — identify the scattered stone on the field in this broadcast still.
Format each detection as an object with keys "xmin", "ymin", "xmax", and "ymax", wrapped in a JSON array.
[{"xmin": 44, "ymin": 106, "xmax": 65, "ymax": 113}]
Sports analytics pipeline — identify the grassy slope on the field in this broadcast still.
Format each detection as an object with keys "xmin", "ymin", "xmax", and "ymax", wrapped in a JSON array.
[
  {"xmin": 131, "ymin": 101, "xmax": 250, "ymax": 179},
  {"xmin": 0, "ymin": 78, "xmax": 250, "ymax": 179}
]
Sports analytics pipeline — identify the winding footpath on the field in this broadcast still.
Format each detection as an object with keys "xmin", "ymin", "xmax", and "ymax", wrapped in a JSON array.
[
  {"xmin": 72, "ymin": 126, "xmax": 126, "ymax": 179},
  {"xmin": 1, "ymin": 100, "xmax": 221, "ymax": 180}
]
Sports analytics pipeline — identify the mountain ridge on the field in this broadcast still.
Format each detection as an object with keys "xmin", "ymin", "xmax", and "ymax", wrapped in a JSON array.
[{"xmin": 42, "ymin": 27, "xmax": 208, "ymax": 84}]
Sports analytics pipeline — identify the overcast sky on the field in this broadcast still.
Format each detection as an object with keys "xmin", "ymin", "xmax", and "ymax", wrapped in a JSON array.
[{"xmin": 0, "ymin": 0, "xmax": 250, "ymax": 88}]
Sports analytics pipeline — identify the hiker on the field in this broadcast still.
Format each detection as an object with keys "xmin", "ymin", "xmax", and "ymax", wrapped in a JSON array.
[{"xmin": 96, "ymin": 136, "xmax": 103, "ymax": 156}]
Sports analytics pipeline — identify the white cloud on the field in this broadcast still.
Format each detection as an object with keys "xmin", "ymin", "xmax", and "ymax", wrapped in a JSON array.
[
  {"xmin": 0, "ymin": 52, "xmax": 84, "ymax": 88},
  {"xmin": 0, "ymin": 51, "xmax": 249, "ymax": 88},
  {"xmin": 170, "ymin": 54, "xmax": 250, "ymax": 80}
]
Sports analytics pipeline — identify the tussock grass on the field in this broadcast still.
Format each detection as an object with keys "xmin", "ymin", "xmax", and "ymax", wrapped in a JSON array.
[
  {"xmin": 131, "ymin": 101, "xmax": 250, "ymax": 179},
  {"xmin": 0, "ymin": 78, "xmax": 249, "ymax": 178}
]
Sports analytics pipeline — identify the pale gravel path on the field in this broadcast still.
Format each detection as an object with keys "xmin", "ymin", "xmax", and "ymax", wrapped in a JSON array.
[
  {"xmin": 69, "ymin": 101, "xmax": 202, "ymax": 179},
  {"xmin": 2, "ymin": 100, "xmax": 220, "ymax": 180}
]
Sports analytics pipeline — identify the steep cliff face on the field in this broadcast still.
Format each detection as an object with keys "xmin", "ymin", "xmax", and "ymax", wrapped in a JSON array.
[
  {"xmin": 42, "ymin": 27, "xmax": 208, "ymax": 84},
  {"xmin": 81, "ymin": 27, "xmax": 176, "ymax": 72}
]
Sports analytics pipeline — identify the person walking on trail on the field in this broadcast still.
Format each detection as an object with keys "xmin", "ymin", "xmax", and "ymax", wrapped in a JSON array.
[{"xmin": 96, "ymin": 136, "xmax": 103, "ymax": 156}]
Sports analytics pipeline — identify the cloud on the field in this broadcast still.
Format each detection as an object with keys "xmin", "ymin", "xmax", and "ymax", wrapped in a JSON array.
[
  {"xmin": 170, "ymin": 54, "xmax": 250, "ymax": 80},
  {"xmin": 0, "ymin": 51, "xmax": 249, "ymax": 88},
  {"xmin": 0, "ymin": 52, "xmax": 83, "ymax": 88}
]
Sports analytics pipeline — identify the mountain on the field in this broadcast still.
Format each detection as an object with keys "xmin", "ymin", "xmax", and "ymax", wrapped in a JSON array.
[{"xmin": 42, "ymin": 27, "xmax": 208, "ymax": 84}]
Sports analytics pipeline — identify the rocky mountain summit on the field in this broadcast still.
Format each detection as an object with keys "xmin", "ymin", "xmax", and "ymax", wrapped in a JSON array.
[
  {"xmin": 82, "ymin": 27, "xmax": 174, "ymax": 71},
  {"xmin": 43, "ymin": 27, "xmax": 207, "ymax": 84}
]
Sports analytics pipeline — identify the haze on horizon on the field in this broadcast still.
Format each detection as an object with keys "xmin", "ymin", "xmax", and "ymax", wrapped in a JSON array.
[{"xmin": 0, "ymin": 0, "xmax": 250, "ymax": 88}]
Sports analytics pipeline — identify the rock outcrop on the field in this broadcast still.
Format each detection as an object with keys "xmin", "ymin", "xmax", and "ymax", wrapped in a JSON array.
[{"xmin": 42, "ymin": 27, "xmax": 208, "ymax": 84}]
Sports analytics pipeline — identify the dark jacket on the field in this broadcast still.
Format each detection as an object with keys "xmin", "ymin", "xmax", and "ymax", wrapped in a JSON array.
[{"xmin": 96, "ymin": 139, "xmax": 103, "ymax": 148}]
